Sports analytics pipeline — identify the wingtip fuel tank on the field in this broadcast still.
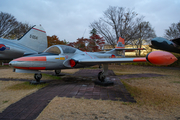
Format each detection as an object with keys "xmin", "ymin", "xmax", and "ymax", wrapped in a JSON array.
[{"xmin": 146, "ymin": 51, "xmax": 177, "ymax": 65}]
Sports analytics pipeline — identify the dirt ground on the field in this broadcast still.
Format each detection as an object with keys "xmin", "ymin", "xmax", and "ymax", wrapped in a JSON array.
[
  {"xmin": 0, "ymin": 80, "xmax": 37, "ymax": 113},
  {"xmin": 36, "ymin": 97, "xmax": 176, "ymax": 120},
  {"xmin": 37, "ymin": 65, "xmax": 180, "ymax": 120},
  {"xmin": 1, "ymin": 66, "xmax": 180, "ymax": 119},
  {"xmin": 0, "ymin": 67, "xmax": 79, "ymax": 113}
]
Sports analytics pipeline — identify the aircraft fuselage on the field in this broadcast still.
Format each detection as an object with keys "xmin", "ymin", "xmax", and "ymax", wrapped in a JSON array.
[
  {"xmin": 151, "ymin": 37, "xmax": 180, "ymax": 53},
  {"xmin": 0, "ymin": 38, "xmax": 37, "ymax": 59}
]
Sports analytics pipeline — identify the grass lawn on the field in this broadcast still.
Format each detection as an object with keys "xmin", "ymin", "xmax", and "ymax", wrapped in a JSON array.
[
  {"xmin": 0, "ymin": 65, "xmax": 180, "ymax": 119},
  {"xmin": 37, "ymin": 65, "xmax": 180, "ymax": 120}
]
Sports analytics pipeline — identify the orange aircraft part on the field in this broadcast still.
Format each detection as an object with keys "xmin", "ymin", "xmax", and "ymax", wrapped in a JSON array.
[
  {"xmin": 13, "ymin": 56, "xmax": 46, "ymax": 61},
  {"xmin": 133, "ymin": 58, "xmax": 146, "ymax": 62},
  {"xmin": 118, "ymin": 37, "xmax": 125, "ymax": 44},
  {"xmin": 116, "ymin": 37, "xmax": 125, "ymax": 48},
  {"xmin": 147, "ymin": 51, "xmax": 178, "ymax": 65}
]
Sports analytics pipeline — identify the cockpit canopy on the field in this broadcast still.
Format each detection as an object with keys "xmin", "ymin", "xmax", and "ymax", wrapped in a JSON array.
[{"xmin": 44, "ymin": 45, "xmax": 77, "ymax": 54}]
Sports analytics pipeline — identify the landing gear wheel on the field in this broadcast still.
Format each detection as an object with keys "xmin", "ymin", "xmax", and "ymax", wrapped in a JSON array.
[
  {"xmin": 34, "ymin": 73, "xmax": 42, "ymax": 82},
  {"xmin": 55, "ymin": 70, "xmax": 61, "ymax": 75},
  {"xmin": 98, "ymin": 71, "xmax": 106, "ymax": 82}
]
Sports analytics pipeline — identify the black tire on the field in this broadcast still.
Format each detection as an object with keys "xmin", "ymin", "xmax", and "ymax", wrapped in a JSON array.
[
  {"xmin": 34, "ymin": 73, "xmax": 42, "ymax": 82},
  {"xmin": 55, "ymin": 70, "xmax": 61, "ymax": 75},
  {"xmin": 98, "ymin": 71, "xmax": 106, "ymax": 82}
]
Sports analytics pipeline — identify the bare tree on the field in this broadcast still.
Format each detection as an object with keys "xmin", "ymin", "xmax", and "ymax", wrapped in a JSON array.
[
  {"xmin": 133, "ymin": 21, "xmax": 156, "ymax": 56},
  {"xmin": 164, "ymin": 21, "xmax": 180, "ymax": 40},
  {"xmin": 90, "ymin": 6, "xmax": 144, "ymax": 48},
  {"xmin": 6, "ymin": 23, "xmax": 32, "ymax": 39},
  {"xmin": 0, "ymin": 12, "xmax": 19, "ymax": 38},
  {"xmin": 0, "ymin": 11, "xmax": 32, "ymax": 39}
]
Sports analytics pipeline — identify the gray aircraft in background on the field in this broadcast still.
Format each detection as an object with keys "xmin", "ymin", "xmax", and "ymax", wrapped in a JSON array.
[
  {"xmin": 151, "ymin": 37, "xmax": 180, "ymax": 54},
  {"xmin": 0, "ymin": 25, "xmax": 47, "ymax": 60}
]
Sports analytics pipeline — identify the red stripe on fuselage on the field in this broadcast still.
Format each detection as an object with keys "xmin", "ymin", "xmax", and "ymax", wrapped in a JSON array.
[
  {"xmin": 133, "ymin": 58, "xmax": 146, "ymax": 62},
  {"xmin": 85, "ymin": 52, "xmax": 93, "ymax": 59},
  {"xmin": 14, "ymin": 67, "xmax": 46, "ymax": 70},
  {"xmin": 13, "ymin": 56, "xmax": 46, "ymax": 61},
  {"xmin": 32, "ymin": 28, "xmax": 46, "ymax": 33}
]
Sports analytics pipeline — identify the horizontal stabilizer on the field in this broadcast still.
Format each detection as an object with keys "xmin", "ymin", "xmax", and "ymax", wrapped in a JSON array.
[
  {"xmin": 115, "ymin": 48, "xmax": 145, "ymax": 51},
  {"xmin": 103, "ymin": 48, "xmax": 145, "ymax": 51}
]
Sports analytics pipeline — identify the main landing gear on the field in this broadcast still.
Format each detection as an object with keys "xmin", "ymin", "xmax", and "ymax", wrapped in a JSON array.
[
  {"xmin": 96, "ymin": 64, "xmax": 114, "ymax": 86},
  {"xmin": 98, "ymin": 71, "xmax": 106, "ymax": 82},
  {"xmin": 55, "ymin": 69, "xmax": 61, "ymax": 75}
]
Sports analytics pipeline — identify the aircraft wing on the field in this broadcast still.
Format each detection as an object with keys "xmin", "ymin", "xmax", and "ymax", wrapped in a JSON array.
[
  {"xmin": 103, "ymin": 48, "xmax": 145, "ymax": 51},
  {"xmin": 77, "ymin": 57, "xmax": 146, "ymax": 64},
  {"xmin": 64, "ymin": 51, "xmax": 177, "ymax": 68},
  {"xmin": 115, "ymin": 48, "xmax": 145, "ymax": 50},
  {"xmin": 171, "ymin": 38, "xmax": 180, "ymax": 46}
]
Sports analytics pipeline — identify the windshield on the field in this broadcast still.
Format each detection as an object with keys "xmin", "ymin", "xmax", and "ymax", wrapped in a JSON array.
[
  {"xmin": 44, "ymin": 46, "xmax": 61, "ymax": 54},
  {"xmin": 60, "ymin": 45, "xmax": 76, "ymax": 53}
]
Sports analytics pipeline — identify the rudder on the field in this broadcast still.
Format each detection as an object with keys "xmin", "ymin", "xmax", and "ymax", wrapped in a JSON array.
[
  {"xmin": 116, "ymin": 37, "xmax": 125, "ymax": 48},
  {"xmin": 116, "ymin": 37, "xmax": 125, "ymax": 57}
]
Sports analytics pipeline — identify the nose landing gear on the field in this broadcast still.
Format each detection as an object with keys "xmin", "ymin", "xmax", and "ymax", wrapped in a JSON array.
[
  {"xmin": 34, "ymin": 73, "xmax": 42, "ymax": 82},
  {"xmin": 55, "ymin": 69, "xmax": 61, "ymax": 75},
  {"xmin": 31, "ymin": 73, "xmax": 44, "ymax": 84}
]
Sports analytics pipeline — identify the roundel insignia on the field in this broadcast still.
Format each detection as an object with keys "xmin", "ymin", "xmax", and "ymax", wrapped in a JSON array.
[{"xmin": 0, "ymin": 44, "xmax": 6, "ymax": 51}]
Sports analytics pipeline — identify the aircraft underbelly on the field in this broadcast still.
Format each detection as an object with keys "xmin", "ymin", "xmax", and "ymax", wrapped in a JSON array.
[{"xmin": 0, "ymin": 50, "xmax": 24, "ymax": 59}]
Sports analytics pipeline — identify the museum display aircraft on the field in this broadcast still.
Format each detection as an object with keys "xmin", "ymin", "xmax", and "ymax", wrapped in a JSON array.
[
  {"xmin": 9, "ymin": 37, "xmax": 177, "ymax": 83},
  {"xmin": 151, "ymin": 37, "xmax": 180, "ymax": 53},
  {"xmin": 0, "ymin": 25, "xmax": 47, "ymax": 60}
]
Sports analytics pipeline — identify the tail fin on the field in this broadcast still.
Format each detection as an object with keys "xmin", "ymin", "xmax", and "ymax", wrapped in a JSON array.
[
  {"xmin": 116, "ymin": 37, "xmax": 125, "ymax": 57},
  {"xmin": 105, "ymin": 37, "xmax": 145, "ymax": 57},
  {"xmin": 116, "ymin": 37, "xmax": 125, "ymax": 49},
  {"xmin": 17, "ymin": 25, "xmax": 47, "ymax": 52},
  {"xmin": 105, "ymin": 37, "xmax": 125, "ymax": 57}
]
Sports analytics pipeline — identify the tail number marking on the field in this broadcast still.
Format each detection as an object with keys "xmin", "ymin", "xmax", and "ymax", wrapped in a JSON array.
[
  {"xmin": 117, "ymin": 42, "xmax": 124, "ymax": 47},
  {"xmin": 30, "ymin": 34, "xmax": 38, "ymax": 40}
]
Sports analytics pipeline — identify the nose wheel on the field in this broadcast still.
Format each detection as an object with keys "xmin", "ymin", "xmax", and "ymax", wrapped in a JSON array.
[
  {"xmin": 34, "ymin": 73, "xmax": 42, "ymax": 82},
  {"xmin": 98, "ymin": 71, "xmax": 106, "ymax": 82},
  {"xmin": 55, "ymin": 70, "xmax": 61, "ymax": 75}
]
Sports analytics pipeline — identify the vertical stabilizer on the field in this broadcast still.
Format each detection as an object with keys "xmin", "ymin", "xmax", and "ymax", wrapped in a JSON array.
[
  {"xmin": 105, "ymin": 37, "xmax": 125, "ymax": 57},
  {"xmin": 116, "ymin": 37, "xmax": 125, "ymax": 57},
  {"xmin": 17, "ymin": 25, "xmax": 47, "ymax": 52},
  {"xmin": 116, "ymin": 37, "xmax": 125, "ymax": 48}
]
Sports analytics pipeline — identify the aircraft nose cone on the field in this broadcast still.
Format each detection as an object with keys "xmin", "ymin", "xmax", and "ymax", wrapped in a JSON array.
[
  {"xmin": 9, "ymin": 61, "xmax": 16, "ymax": 67},
  {"xmin": 151, "ymin": 39, "xmax": 157, "ymax": 45},
  {"xmin": 151, "ymin": 37, "xmax": 163, "ymax": 46}
]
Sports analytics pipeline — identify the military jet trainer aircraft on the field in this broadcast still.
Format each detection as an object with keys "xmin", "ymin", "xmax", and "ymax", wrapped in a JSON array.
[
  {"xmin": 9, "ymin": 37, "xmax": 177, "ymax": 83},
  {"xmin": 151, "ymin": 37, "xmax": 180, "ymax": 54},
  {"xmin": 0, "ymin": 25, "xmax": 47, "ymax": 60}
]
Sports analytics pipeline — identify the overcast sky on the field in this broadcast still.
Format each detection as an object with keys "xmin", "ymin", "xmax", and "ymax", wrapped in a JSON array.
[{"xmin": 0, "ymin": 0, "xmax": 180, "ymax": 42}]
